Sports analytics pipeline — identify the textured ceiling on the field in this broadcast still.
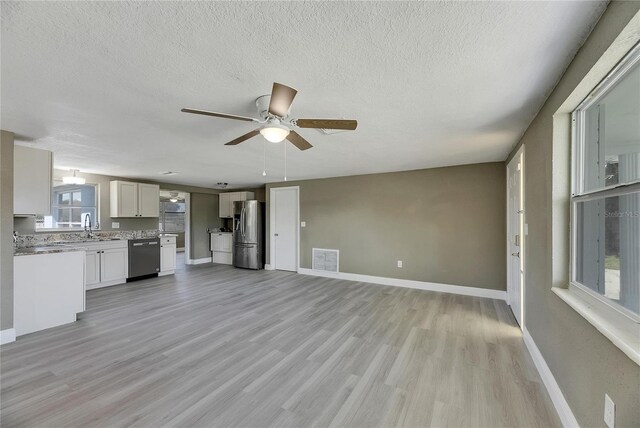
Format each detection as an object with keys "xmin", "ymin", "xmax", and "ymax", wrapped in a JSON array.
[{"xmin": 1, "ymin": 1, "xmax": 606, "ymax": 188}]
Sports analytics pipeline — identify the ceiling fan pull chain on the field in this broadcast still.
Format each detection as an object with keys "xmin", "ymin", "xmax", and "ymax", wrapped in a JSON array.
[
  {"xmin": 284, "ymin": 140, "xmax": 287, "ymax": 181},
  {"xmin": 262, "ymin": 138, "xmax": 267, "ymax": 177}
]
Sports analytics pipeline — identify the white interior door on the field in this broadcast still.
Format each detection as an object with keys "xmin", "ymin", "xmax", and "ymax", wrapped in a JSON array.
[
  {"xmin": 507, "ymin": 147, "xmax": 525, "ymax": 328},
  {"xmin": 271, "ymin": 187, "xmax": 298, "ymax": 272}
]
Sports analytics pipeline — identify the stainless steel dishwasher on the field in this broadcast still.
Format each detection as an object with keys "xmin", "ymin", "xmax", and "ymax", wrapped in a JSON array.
[{"xmin": 128, "ymin": 238, "xmax": 160, "ymax": 279}]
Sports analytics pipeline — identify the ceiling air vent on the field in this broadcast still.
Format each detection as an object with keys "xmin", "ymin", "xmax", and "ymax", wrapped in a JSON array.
[{"xmin": 312, "ymin": 248, "xmax": 339, "ymax": 273}]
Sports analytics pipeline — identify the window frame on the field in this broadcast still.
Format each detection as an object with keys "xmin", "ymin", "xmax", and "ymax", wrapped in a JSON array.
[
  {"xmin": 158, "ymin": 200, "xmax": 186, "ymax": 233},
  {"xmin": 570, "ymin": 43, "xmax": 640, "ymax": 324},
  {"xmin": 36, "ymin": 182, "xmax": 100, "ymax": 232}
]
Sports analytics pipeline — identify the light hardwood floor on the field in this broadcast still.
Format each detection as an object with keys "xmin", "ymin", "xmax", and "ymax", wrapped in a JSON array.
[{"xmin": 1, "ymin": 258, "xmax": 560, "ymax": 427}]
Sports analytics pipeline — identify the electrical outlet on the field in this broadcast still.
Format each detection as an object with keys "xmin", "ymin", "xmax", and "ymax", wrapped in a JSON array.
[
  {"xmin": 112, "ymin": 222, "xmax": 120, "ymax": 229},
  {"xmin": 604, "ymin": 394, "xmax": 615, "ymax": 428},
  {"xmin": 397, "ymin": 260, "xmax": 403, "ymax": 268},
  {"xmin": 301, "ymin": 221, "xmax": 306, "ymax": 228}
]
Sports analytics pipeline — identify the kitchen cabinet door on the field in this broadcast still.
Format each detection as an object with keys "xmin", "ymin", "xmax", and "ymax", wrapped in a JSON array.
[
  {"xmin": 85, "ymin": 250, "xmax": 101, "ymax": 287},
  {"xmin": 161, "ymin": 244, "xmax": 176, "ymax": 272},
  {"xmin": 219, "ymin": 193, "xmax": 231, "ymax": 218},
  {"xmin": 110, "ymin": 181, "xmax": 138, "ymax": 217},
  {"xmin": 211, "ymin": 233, "xmax": 224, "ymax": 251},
  {"xmin": 14, "ymin": 145, "xmax": 52, "ymax": 215},
  {"xmin": 221, "ymin": 234, "xmax": 233, "ymax": 252},
  {"xmin": 138, "ymin": 183, "xmax": 160, "ymax": 217},
  {"xmin": 101, "ymin": 248, "xmax": 128, "ymax": 283}
]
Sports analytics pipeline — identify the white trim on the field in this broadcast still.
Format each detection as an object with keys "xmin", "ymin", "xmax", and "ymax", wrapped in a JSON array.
[
  {"xmin": 86, "ymin": 278, "xmax": 126, "ymax": 290},
  {"xmin": 506, "ymin": 145, "xmax": 525, "ymax": 327},
  {"xmin": 264, "ymin": 263, "xmax": 274, "ymax": 271},
  {"xmin": 186, "ymin": 257, "xmax": 212, "ymax": 265},
  {"xmin": 522, "ymin": 327, "xmax": 579, "ymax": 428},
  {"xmin": 0, "ymin": 328, "xmax": 16, "ymax": 345},
  {"xmin": 553, "ymin": 286, "xmax": 640, "ymax": 365},
  {"xmin": 297, "ymin": 268, "xmax": 506, "ymax": 301},
  {"xmin": 158, "ymin": 270, "xmax": 175, "ymax": 277},
  {"xmin": 269, "ymin": 186, "xmax": 300, "ymax": 272},
  {"xmin": 184, "ymin": 193, "xmax": 191, "ymax": 263}
]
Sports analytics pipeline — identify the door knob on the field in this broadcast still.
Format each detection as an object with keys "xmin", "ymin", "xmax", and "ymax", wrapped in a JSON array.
[{"xmin": 511, "ymin": 252, "xmax": 520, "ymax": 257}]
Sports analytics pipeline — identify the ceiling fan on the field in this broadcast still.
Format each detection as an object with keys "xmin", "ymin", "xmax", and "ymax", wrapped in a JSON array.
[{"xmin": 181, "ymin": 82, "xmax": 357, "ymax": 151}]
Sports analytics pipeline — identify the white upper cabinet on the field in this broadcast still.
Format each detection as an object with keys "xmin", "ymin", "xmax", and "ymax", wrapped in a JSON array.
[
  {"xmin": 219, "ymin": 193, "xmax": 232, "ymax": 218},
  {"xmin": 14, "ymin": 145, "xmax": 53, "ymax": 215},
  {"xmin": 219, "ymin": 191, "xmax": 255, "ymax": 218},
  {"xmin": 138, "ymin": 183, "xmax": 160, "ymax": 217},
  {"xmin": 110, "ymin": 181, "xmax": 159, "ymax": 218}
]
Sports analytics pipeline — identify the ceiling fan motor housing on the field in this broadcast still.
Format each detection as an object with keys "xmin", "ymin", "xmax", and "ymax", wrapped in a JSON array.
[{"xmin": 255, "ymin": 94, "xmax": 276, "ymax": 120}]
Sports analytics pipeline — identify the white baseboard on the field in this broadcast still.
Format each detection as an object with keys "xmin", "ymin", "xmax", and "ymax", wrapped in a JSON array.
[
  {"xmin": 297, "ymin": 268, "xmax": 506, "ymax": 301},
  {"xmin": 264, "ymin": 264, "xmax": 274, "ymax": 271},
  {"xmin": 523, "ymin": 327, "xmax": 578, "ymax": 428},
  {"xmin": 186, "ymin": 257, "xmax": 212, "ymax": 265},
  {"xmin": 0, "ymin": 328, "xmax": 16, "ymax": 345}
]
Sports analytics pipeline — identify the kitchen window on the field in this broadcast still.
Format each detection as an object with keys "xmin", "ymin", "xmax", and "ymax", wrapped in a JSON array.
[
  {"xmin": 571, "ymin": 44, "xmax": 640, "ymax": 320},
  {"xmin": 36, "ymin": 182, "xmax": 99, "ymax": 230}
]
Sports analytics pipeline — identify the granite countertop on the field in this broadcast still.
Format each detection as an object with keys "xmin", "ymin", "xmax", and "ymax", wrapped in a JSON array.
[
  {"xmin": 14, "ymin": 245, "xmax": 87, "ymax": 257},
  {"xmin": 14, "ymin": 238, "xmax": 128, "ymax": 256}
]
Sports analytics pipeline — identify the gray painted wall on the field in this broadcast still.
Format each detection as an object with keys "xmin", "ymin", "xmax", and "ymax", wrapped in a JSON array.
[
  {"xmin": 505, "ymin": 2, "xmax": 640, "ymax": 426},
  {"xmin": 190, "ymin": 193, "xmax": 220, "ymax": 259},
  {"xmin": 0, "ymin": 131, "xmax": 14, "ymax": 331},
  {"xmin": 14, "ymin": 168, "xmax": 226, "ymax": 234},
  {"xmin": 267, "ymin": 162, "xmax": 506, "ymax": 290}
]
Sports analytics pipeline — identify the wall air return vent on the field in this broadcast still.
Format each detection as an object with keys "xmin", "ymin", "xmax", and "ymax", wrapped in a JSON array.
[{"xmin": 312, "ymin": 248, "xmax": 339, "ymax": 273}]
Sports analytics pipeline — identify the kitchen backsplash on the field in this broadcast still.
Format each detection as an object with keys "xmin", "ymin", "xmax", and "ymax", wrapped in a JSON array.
[{"xmin": 14, "ymin": 229, "xmax": 160, "ymax": 249}]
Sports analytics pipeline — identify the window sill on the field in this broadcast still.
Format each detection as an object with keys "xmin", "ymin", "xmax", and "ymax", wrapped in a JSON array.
[{"xmin": 552, "ymin": 286, "xmax": 640, "ymax": 366}]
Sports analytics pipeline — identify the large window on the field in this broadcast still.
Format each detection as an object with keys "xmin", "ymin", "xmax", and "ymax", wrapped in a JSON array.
[
  {"xmin": 572, "ymin": 44, "xmax": 640, "ymax": 319},
  {"xmin": 36, "ymin": 182, "xmax": 99, "ymax": 230}
]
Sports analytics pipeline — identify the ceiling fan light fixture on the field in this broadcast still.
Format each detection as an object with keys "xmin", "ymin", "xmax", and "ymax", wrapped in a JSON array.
[
  {"xmin": 260, "ymin": 123, "xmax": 290, "ymax": 143},
  {"xmin": 62, "ymin": 169, "xmax": 86, "ymax": 185}
]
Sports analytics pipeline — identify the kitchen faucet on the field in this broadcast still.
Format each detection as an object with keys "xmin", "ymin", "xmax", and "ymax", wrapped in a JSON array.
[{"xmin": 84, "ymin": 214, "xmax": 94, "ymax": 238}]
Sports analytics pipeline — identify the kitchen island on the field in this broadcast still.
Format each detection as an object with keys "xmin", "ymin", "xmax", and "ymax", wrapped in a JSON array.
[{"xmin": 14, "ymin": 246, "xmax": 85, "ymax": 336}]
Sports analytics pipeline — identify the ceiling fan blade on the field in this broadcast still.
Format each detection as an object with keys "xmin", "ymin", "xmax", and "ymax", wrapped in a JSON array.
[
  {"xmin": 182, "ymin": 108, "xmax": 258, "ymax": 122},
  {"xmin": 268, "ymin": 83, "xmax": 298, "ymax": 117},
  {"xmin": 295, "ymin": 119, "xmax": 357, "ymax": 130},
  {"xmin": 286, "ymin": 130, "xmax": 313, "ymax": 151},
  {"xmin": 224, "ymin": 129, "xmax": 261, "ymax": 146}
]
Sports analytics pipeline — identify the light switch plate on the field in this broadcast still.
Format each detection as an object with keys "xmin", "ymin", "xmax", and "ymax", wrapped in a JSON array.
[
  {"xmin": 524, "ymin": 224, "xmax": 529, "ymax": 235},
  {"xmin": 604, "ymin": 394, "xmax": 615, "ymax": 428},
  {"xmin": 112, "ymin": 222, "xmax": 120, "ymax": 229},
  {"xmin": 301, "ymin": 221, "xmax": 306, "ymax": 227},
  {"xmin": 397, "ymin": 260, "xmax": 403, "ymax": 268}
]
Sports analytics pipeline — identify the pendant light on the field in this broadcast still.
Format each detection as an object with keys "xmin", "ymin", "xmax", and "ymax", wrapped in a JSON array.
[{"xmin": 62, "ymin": 169, "xmax": 86, "ymax": 185}]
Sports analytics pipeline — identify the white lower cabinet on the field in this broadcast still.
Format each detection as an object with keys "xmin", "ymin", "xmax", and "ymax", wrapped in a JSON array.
[
  {"xmin": 160, "ymin": 236, "xmax": 177, "ymax": 276},
  {"xmin": 83, "ymin": 241, "xmax": 128, "ymax": 290},
  {"xmin": 211, "ymin": 232, "xmax": 233, "ymax": 265},
  {"xmin": 14, "ymin": 251, "xmax": 85, "ymax": 337}
]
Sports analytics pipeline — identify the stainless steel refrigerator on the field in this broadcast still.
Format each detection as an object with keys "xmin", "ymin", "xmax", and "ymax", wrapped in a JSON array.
[{"xmin": 232, "ymin": 200, "xmax": 264, "ymax": 269}]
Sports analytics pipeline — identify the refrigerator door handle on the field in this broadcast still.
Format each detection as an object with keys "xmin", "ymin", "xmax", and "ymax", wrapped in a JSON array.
[{"xmin": 241, "ymin": 207, "xmax": 246, "ymax": 238}]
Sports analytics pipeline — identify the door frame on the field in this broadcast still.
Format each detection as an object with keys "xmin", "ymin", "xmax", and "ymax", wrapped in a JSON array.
[
  {"xmin": 269, "ymin": 186, "xmax": 300, "ymax": 272},
  {"xmin": 506, "ymin": 145, "xmax": 525, "ymax": 328},
  {"xmin": 184, "ymin": 192, "xmax": 191, "ymax": 263}
]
